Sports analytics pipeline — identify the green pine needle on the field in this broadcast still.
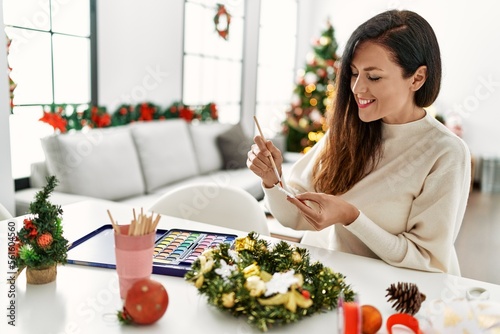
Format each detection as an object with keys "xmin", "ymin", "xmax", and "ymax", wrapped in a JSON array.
[{"xmin": 185, "ymin": 232, "xmax": 355, "ymax": 332}]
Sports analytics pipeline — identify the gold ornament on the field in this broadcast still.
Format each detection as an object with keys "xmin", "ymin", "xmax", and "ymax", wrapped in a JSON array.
[
  {"xmin": 222, "ymin": 292, "xmax": 236, "ymax": 308},
  {"xmin": 242, "ymin": 263, "xmax": 260, "ymax": 278},
  {"xmin": 292, "ymin": 251, "xmax": 302, "ymax": 263},
  {"xmin": 234, "ymin": 236, "xmax": 255, "ymax": 252}
]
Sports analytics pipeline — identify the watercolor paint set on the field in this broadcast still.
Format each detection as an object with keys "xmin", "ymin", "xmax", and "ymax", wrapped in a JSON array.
[
  {"xmin": 152, "ymin": 229, "xmax": 237, "ymax": 276},
  {"xmin": 67, "ymin": 225, "xmax": 238, "ymax": 277}
]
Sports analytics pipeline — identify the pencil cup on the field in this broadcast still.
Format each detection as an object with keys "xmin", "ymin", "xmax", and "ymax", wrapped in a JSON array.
[{"xmin": 114, "ymin": 225, "xmax": 156, "ymax": 299}]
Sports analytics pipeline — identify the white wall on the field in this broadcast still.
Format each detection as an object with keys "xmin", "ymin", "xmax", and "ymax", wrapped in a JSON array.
[
  {"xmin": 309, "ymin": 0, "xmax": 500, "ymax": 158},
  {"xmin": 97, "ymin": 0, "xmax": 185, "ymax": 112},
  {"xmin": 0, "ymin": 2, "xmax": 15, "ymax": 216},
  {"xmin": 240, "ymin": 0, "xmax": 261, "ymax": 135},
  {"xmin": 97, "ymin": 0, "xmax": 264, "ymax": 136},
  {"xmin": 96, "ymin": 0, "xmax": 500, "ymax": 158}
]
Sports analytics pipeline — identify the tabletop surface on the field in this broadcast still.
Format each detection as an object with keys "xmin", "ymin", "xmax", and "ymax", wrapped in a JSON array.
[{"xmin": 1, "ymin": 199, "xmax": 499, "ymax": 333}]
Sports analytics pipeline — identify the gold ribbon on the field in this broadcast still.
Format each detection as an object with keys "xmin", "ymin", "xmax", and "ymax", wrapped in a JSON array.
[
  {"xmin": 242, "ymin": 263, "xmax": 260, "ymax": 278},
  {"xmin": 258, "ymin": 287, "xmax": 313, "ymax": 313},
  {"xmin": 189, "ymin": 255, "xmax": 214, "ymax": 288},
  {"xmin": 234, "ymin": 236, "xmax": 256, "ymax": 252}
]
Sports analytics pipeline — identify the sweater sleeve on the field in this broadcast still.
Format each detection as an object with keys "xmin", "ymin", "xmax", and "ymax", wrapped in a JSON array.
[
  {"xmin": 345, "ymin": 147, "xmax": 471, "ymax": 273},
  {"xmin": 263, "ymin": 137, "xmax": 327, "ymax": 231}
]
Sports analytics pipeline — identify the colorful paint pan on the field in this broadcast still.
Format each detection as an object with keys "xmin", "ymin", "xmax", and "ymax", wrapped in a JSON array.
[{"xmin": 151, "ymin": 228, "xmax": 238, "ymax": 277}]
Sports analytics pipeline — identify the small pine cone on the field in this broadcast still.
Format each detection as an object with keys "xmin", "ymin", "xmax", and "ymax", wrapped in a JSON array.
[
  {"xmin": 37, "ymin": 233, "xmax": 53, "ymax": 249},
  {"xmin": 386, "ymin": 282, "xmax": 426, "ymax": 315}
]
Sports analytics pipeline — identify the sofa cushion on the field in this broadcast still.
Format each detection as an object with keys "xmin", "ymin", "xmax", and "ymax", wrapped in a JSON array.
[
  {"xmin": 216, "ymin": 124, "xmax": 254, "ymax": 170},
  {"xmin": 15, "ymin": 188, "xmax": 96, "ymax": 216},
  {"xmin": 189, "ymin": 122, "xmax": 233, "ymax": 174},
  {"xmin": 130, "ymin": 120, "xmax": 199, "ymax": 193},
  {"xmin": 30, "ymin": 161, "xmax": 50, "ymax": 188},
  {"xmin": 41, "ymin": 126, "xmax": 145, "ymax": 200}
]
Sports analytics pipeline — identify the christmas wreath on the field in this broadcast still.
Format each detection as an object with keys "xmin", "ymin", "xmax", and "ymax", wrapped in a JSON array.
[
  {"xmin": 185, "ymin": 232, "xmax": 355, "ymax": 332},
  {"xmin": 214, "ymin": 4, "xmax": 231, "ymax": 40}
]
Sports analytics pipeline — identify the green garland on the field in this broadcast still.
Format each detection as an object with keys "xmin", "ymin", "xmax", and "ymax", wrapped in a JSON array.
[
  {"xmin": 39, "ymin": 101, "xmax": 219, "ymax": 133},
  {"xmin": 185, "ymin": 232, "xmax": 355, "ymax": 332}
]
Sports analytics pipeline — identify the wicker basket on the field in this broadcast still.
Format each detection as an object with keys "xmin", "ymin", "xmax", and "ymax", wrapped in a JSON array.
[{"xmin": 26, "ymin": 265, "xmax": 57, "ymax": 284}]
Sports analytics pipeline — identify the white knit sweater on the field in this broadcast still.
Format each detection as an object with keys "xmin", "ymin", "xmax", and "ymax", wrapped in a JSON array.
[{"xmin": 264, "ymin": 113, "xmax": 471, "ymax": 275}]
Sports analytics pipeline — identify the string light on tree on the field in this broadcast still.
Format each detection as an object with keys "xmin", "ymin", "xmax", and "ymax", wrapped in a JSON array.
[{"xmin": 284, "ymin": 20, "xmax": 340, "ymax": 153}]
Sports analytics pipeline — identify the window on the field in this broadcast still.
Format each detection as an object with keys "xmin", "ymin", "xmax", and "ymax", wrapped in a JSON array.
[
  {"xmin": 4, "ymin": 0, "xmax": 93, "ymax": 178},
  {"xmin": 255, "ymin": 0, "xmax": 297, "ymax": 138},
  {"xmin": 183, "ymin": 0, "xmax": 245, "ymax": 124}
]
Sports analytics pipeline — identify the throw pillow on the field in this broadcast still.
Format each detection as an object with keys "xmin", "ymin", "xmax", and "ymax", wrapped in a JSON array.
[
  {"xmin": 216, "ymin": 124, "xmax": 254, "ymax": 170},
  {"xmin": 41, "ymin": 127, "xmax": 146, "ymax": 200}
]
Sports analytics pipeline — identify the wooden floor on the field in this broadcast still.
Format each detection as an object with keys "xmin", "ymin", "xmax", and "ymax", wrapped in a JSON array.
[{"xmin": 455, "ymin": 189, "xmax": 500, "ymax": 285}]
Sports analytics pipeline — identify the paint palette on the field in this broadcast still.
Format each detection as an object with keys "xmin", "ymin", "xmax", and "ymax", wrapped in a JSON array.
[
  {"xmin": 152, "ymin": 229, "xmax": 237, "ymax": 276},
  {"xmin": 67, "ymin": 225, "xmax": 238, "ymax": 277}
]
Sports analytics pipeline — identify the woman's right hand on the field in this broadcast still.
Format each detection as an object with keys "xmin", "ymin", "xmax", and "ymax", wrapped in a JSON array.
[{"xmin": 247, "ymin": 135, "xmax": 283, "ymax": 188}]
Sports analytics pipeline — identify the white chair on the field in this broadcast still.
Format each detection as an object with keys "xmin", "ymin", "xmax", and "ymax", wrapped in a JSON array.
[
  {"xmin": 148, "ymin": 183, "xmax": 270, "ymax": 236},
  {"xmin": 0, "ymin": 203, "xmax": 13, "ymax": 220}
]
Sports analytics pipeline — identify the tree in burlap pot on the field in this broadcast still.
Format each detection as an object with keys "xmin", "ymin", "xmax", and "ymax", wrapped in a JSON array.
[{"xmin": 11, "ymin": 176, "xmax": 69, "ymax": 284}]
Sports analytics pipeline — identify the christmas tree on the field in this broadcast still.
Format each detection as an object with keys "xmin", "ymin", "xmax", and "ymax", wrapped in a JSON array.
[
  {"xmin": 284, "ymin": 21, "xmax": 340, "ymax": 153},
  {"xmin": 13, "ymin": 176, "xmax": 69, "ymax": 272}
]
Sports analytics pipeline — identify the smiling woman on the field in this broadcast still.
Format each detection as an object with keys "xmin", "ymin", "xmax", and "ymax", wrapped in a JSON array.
[
  {"xmin": 249, "ymin": 9, "xmax": 471, "ymax": 276},
  {"xmin": 350, "ymin": 41, "xmax": 427, "ymax": 124}
]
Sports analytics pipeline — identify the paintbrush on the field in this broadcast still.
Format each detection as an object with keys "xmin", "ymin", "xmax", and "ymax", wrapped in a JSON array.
[{"xmin": 253, "ymin": 116, "xmax": 282, "ymax": 186}]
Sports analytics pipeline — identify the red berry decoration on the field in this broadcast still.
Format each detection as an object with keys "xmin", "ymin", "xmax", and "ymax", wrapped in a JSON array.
[
  {"xmin": 123, "ymin": 278, "xmax": 169, "ymax": 325},
  {"xmin": 301, "ymin": 289, "xmax": 311, "ymax": 299},
  {"xmin": 37, "ymin": 233, "xmax": 53, "ymax": 248}
]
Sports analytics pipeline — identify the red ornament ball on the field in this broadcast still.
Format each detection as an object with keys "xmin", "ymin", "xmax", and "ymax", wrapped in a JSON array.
[
  {"xmin": 37, "ymin": 233, "xmax": 53, "ymax": 248},
  {"xmin": 124, "ymin": 278, "xmax": 169, "ymax": 325}
]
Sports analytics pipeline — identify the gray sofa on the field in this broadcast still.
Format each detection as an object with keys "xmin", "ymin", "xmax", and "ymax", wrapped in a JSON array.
[{"xmin": 14, "ymin": 119, "xmax": 295, "ymax": 217}]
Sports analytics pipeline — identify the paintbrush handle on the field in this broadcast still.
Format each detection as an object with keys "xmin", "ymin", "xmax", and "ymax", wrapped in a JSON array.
[{"xmin": 253, "ymin": 116, "xmax": 282, "ymax": 184}]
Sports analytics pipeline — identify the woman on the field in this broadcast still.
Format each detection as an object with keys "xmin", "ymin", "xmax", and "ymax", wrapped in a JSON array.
[{"xmin": 247, "ymin": 10, "xmax": 470, "ymax": 275}]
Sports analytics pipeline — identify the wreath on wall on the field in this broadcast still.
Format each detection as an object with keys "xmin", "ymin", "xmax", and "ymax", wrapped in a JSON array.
[{"xmin": 214, "ymin": 4, "xmax": 231, "ymax": 40}]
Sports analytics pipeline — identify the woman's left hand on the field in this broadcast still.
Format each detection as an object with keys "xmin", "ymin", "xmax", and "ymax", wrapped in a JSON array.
[{"xmin": 286, "ymin": 192, "xmax": 360, "ymax": 230}]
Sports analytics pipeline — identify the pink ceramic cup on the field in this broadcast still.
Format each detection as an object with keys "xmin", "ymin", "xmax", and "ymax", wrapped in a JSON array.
[{"xmin": 114, "ymin": 225, "xmax": 155, "ymax": 299}]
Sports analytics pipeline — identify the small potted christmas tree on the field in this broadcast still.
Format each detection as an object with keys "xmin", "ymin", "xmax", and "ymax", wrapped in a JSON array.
[{"xmin": 13, "ymin": 176, "xmax": 69, "ymax": 284}]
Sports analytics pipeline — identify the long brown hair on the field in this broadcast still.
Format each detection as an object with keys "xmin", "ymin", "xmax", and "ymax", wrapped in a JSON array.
[{"xmin": 312, "ymin": 10, "xmax": 441, "ymax": 194}]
